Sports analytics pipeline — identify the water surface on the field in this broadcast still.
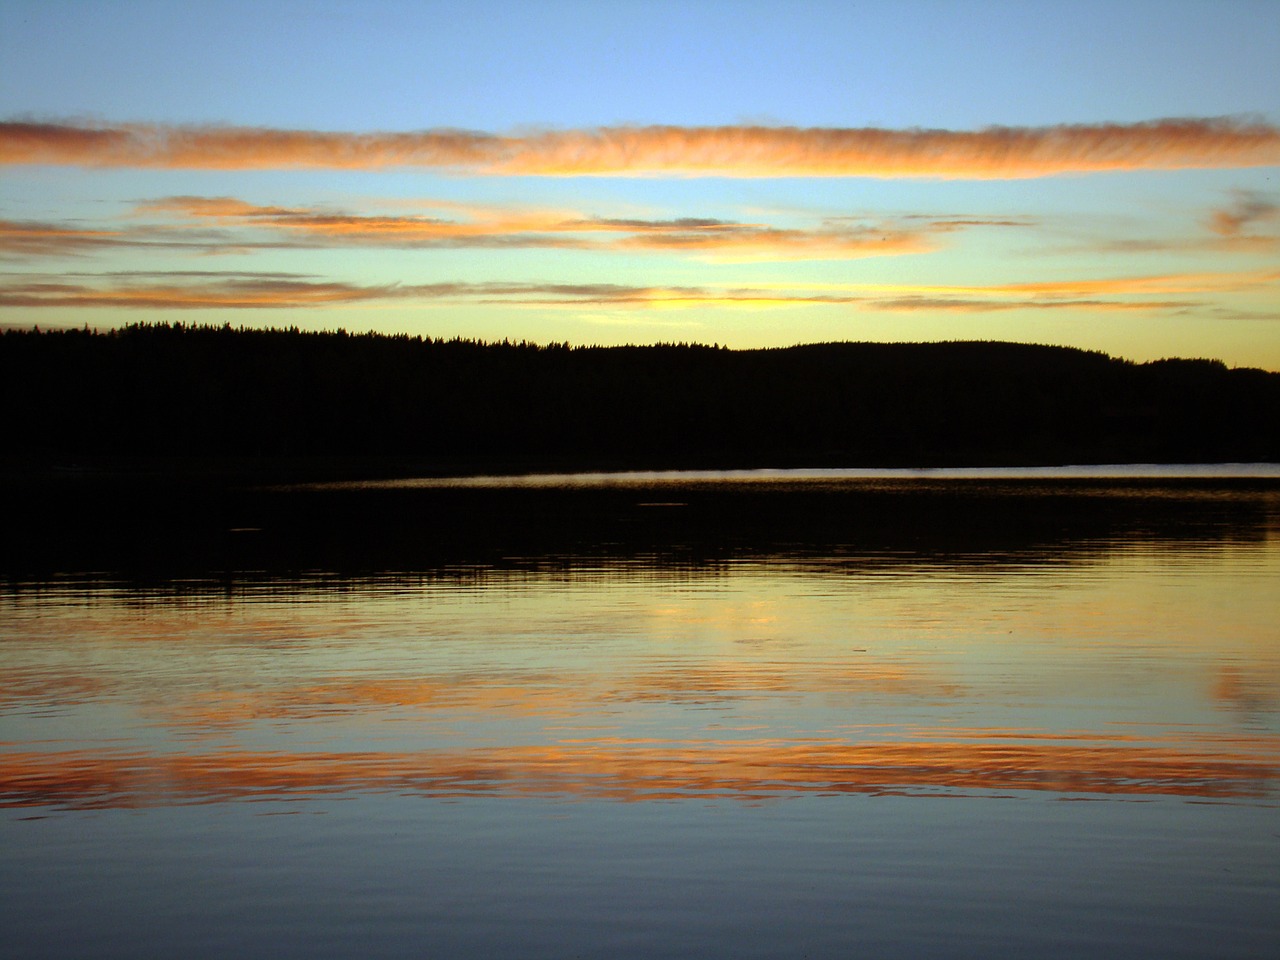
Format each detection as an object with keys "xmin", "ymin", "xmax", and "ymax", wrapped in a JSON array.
[{"xmin": 3, "ymin": 472, "xmax": 1278, "ymax": 957}]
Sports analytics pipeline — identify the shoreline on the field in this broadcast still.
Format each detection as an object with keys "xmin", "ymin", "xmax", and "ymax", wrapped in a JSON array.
[{"xmin": 7, "ymin": 454, "xmax": 1280, "ymax": 489}]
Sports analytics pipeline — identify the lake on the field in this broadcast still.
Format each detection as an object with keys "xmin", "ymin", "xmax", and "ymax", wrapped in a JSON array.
[{"xmin": 3, "ymin": 468, "xmax": 1278, "ymax": 958}]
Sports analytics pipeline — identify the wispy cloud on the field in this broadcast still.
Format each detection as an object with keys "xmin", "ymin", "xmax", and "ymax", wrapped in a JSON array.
[
  {"xmin": 492, "ymin": 120, "xmax": 1280, "ymax": 178},
  {"xmin": 842, "ymin": 270, "xmax": 1277, "ymax": 314},
  {"xmin": 1207, "ymin": 190, "xmax": 1280, "ymax": 237},
  {"xmin": 1204, "ymin": 190, "xmax": 1280, "ymax": 252},
  {"xmin": 7, "ymin": 267, "xmax": 1270, "ymax": 314},
  {"xmin": 611, "ymin": 221, "xmax": 939, "ymax": 260},
  {"xmin": 1070, "ymin": 192, "xmax": 1280, "ymax": 257},
  {"xmin": 5, "ymin": 118, "xmax": 1278, "ymax": 178},
  {"xmin": 0, "ymin": 214, "xmax": 315, "ymax": 259},
  {"xmin": 872, "ymin": 297, "xmax": 1195, "ymax": 313},
  {"xmin": 943, "ymin": 269, "xmax": 1280, "ymax": 298},
  {"xmin": 0, "ymin": 218, "xmax": 244, "ymax": 257},
  {"xmin": 136, "ymin": 195, "xmax": 575, "ymax": 248},
  {"xmin": 1, "ymin": 219, "xmax": 128, "ymax": 256},
  {"xmin": 0, "ymin": 275, "xmax": 397, "ymax": 309},
  {"xmin": 0, "ymin": 272, "xmax": 877, "ymax": 310},
  {"xmin": 6, "ymin": 195, "xmax": 1013, "ymax": 263},
  {"xmin": 0, "ymin": 121, "xmax": 500, "ymax": 171},
  {"xmin": 751, "ymin": 268, "xmax": 1280, "ymax": 315}
]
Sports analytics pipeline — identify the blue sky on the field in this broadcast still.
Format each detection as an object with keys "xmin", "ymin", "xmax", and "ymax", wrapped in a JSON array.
[{"xmin": 2, "ymin": 0, "xmax": 1278, "ymax": 367}]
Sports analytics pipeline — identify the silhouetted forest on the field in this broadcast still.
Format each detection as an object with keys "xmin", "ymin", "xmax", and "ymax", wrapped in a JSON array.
[{"xmin": 4, "ymin": 323, "xmax": 1278, "ymax": 471}]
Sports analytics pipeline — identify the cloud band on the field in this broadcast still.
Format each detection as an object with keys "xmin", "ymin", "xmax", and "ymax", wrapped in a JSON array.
[{"xmin": 3, "ymin": 118, "xmax": 1279, "ymax": 178}]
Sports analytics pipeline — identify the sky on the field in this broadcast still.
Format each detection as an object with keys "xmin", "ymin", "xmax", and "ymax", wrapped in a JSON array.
[{"xmin": 2, "ymin": 0, "xmax": 1279, "ymax": 368}]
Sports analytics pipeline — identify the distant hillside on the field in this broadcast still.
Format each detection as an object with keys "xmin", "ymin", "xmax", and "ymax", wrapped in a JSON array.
[{"xmin": 4, "ymin": 324, "xmax": 1278, "ymax": 469}]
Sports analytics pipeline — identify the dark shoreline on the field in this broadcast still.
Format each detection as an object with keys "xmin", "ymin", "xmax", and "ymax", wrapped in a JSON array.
[
  {"xmin": 5, "ymin": 462, "xmax": 1277, "ymax": 584},
  {"xmin": 7, "ymin": 325, "xmax": 1279, "ymax": 580}
]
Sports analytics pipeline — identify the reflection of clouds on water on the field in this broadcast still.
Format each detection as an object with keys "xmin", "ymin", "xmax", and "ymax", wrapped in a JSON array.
[
  {"xmin": 4, "ymin": 734, "xmax": 1277, "ymax": 809},
  {"xmin": 1213, "ymin": 666, "xmax": 1280, "ymax": 727},
  {"xmin": 54, "ymin": 659, "xmax": 959, "ymax": 731},
  {"xmin": 4, "ymin": 479, "xmax": 1278, "ymax": 820},
  {"xmin": 0, "ymin": 670, "xmax": 109, "ymax": 708}
]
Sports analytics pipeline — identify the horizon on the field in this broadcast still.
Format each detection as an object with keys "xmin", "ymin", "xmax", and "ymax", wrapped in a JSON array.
[
  {"xmin": 2, "ymin": 1, "xmax": 1279, "ymax": 370},
  {"xmin": 4, "ymin": 320, "xmax": 1273, "ymax": 372}
]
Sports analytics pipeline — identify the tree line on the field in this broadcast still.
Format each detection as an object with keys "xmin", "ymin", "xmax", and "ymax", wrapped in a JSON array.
[{"xmin": 4, "ymin": 323, "xmax": 1278, "ymax": 468}]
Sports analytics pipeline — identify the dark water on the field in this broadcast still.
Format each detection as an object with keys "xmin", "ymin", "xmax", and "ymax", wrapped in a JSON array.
[{"xmin": 3, "ymin": 471, "xmax": 1278, "ymax": 958}]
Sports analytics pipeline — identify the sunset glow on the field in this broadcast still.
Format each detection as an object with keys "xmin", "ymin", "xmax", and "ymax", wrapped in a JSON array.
[{"xmin": 2, "ymin": 0, "xmax": 1278, "ymax": 366}]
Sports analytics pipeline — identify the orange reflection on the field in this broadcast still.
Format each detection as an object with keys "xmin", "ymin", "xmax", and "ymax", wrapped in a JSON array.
[
  {"xmin": 1212, "ymin": 666, "xmax": 1280, "ymax": 718},
  {"xmin": 0, "ymin": 670, "xmax": 108, "ymax": 706},
  {"xmin": 4, "ymin": 734, "xmax": 1276, "ymax": 809},
  {"xmin": 147, "ymin": 662, "xmax": 960, "ymax": 729},
  {"xmin": 162, "ymin": 676, "xmax": 587, "ymax": 728}
]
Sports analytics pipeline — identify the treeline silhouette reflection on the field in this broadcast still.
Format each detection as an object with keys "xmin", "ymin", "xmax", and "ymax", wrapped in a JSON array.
[{"xmin": 3, "ymin": 472, "xmax": 1277, "ymax": 583}]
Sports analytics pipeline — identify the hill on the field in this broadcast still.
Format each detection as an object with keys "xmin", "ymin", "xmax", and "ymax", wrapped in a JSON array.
[{"xmin": 3, "ymin": 324, "xmax": 1277, "ymax": 471}]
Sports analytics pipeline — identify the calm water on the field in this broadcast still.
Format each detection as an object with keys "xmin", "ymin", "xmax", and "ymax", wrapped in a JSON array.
[{"xmin": 3, "ymin": 470, "xmax": 1279, "ymax": 958}]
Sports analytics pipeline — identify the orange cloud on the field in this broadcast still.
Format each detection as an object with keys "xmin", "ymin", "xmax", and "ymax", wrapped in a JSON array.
[
  {"xmin": 137, "ymin": 195, "xmax": 569, "ymax": 246},
  {"xmin": 0, "ymin": 121, "xmax": 502, "ymax": 171},
  {"xmin": 796, "ymin": 268, "xmax": 1280, "ymax": 314},
  {"xmin": 134, "ymin": 195, "xmax": 967, "ymax": 261},
  {"xmin": 496, "ymin": 120, "xmax": 1280, "ymax": 178},
  {"xmin": 1, "ymin": 219, "xmax": 127, "ymax": 256},
  {"xmin": 988, "ymin": 269, "xmax": 1280, "ymax": 297},
  {"xmin": 0, "ymin": 275, "xmax": 740, "ymax": 310},
  {"xmin": 5, "ymin": 118, "xmax": 1278, "ymax": 178},
  {"xmin": 871, "ymin": 297, "xmax": 1194, "ymax": 313},
  {"xmin": 136, "ymin": 196, "xmax": 298, "ymax": 219},
  {"xmin": 8, "ymin": 266, "xmax": 1269, "ymax": 313},
  {"xmin": 1198, "ymin": 190, "xmax": 1280, "ymax": 253},
  {"xmin": 0, "ymin": 276, "xmax": 397, "ymax": 308},
  {"xmin": 0, "ymin": 216, "xmax": 278, "ymax": 258},
  {"xmin": 1207, "ymin": 190, "xmax": 1280, "ymax": 237},
  {"xmin": 614, "ymin": 223, "xmax": 936, "ymax": 261}
]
